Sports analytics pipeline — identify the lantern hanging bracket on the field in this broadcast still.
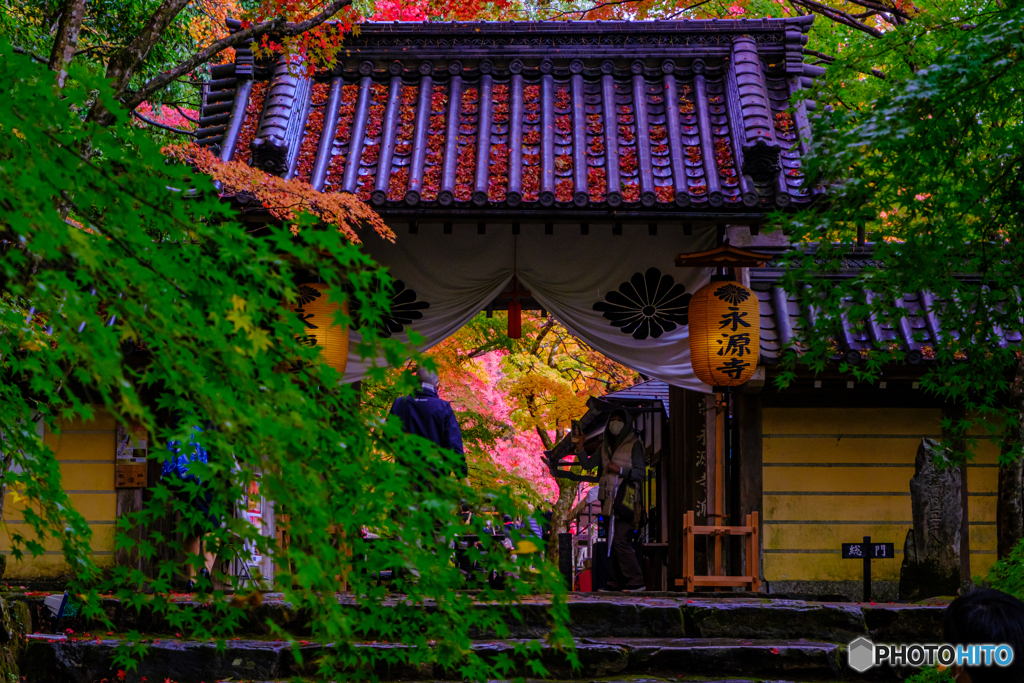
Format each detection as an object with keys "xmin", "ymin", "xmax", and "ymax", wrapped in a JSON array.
[{"xmin": 674, "ymin": 239, "xmax": 771, "ymax": 269}]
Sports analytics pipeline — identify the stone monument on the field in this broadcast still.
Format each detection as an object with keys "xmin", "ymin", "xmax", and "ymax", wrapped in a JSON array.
[{"xmin": 899, "ymin": 438, "xmax": 963, "ymax": 601}]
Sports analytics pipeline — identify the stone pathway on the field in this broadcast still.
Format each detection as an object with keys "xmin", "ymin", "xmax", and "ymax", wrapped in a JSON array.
[{"xmin": 15, "ymin": 594, "xmax": 948, "ymax": 682}]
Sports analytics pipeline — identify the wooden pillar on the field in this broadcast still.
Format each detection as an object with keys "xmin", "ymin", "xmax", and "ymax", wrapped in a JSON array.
[
  {"xmin": 736, "ymin": 393, "xmax": 764, "ymax": 587},
  {"xmin": 667, "ymin": 386, "xmax": 687, "ymax": 585},
  {"xmin": 714, "ymin": 394, "xmax": 724, "ymax": 582},
  {"xmin": 704, "ymin": 393, "xmax": 716, "ymax": 577}
]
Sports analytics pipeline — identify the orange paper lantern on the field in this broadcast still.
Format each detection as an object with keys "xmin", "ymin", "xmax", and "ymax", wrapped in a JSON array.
[
  {"xmin": 288, "ymin": 282, "xmax": 349, "ymax": 375},
  {"xmin": 688, "ymin": 280, "xmax": 759, "ymax": 387}
]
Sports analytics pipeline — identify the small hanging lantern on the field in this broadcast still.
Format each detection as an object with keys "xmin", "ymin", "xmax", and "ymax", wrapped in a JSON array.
[
  {"xmin": 508, "ymin": 298, "xmax": 522, "ymax": 339},
  {"xmin": 505, "ymin": 276, "xmax": 529, "ymax": 340},
  {"xmin": 286, "ymin": 282, "xmax": 349, "ymax": 375},
  {"xmin": 688, "ymin": 280, "xmax": 760, "ymax": 387}
]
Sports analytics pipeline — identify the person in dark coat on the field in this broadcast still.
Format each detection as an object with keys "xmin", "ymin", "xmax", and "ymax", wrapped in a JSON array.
[
  {"xmin": 575, "ymin": 408, "xmax": 646, "ymax": 591},
  {"xmin": 389, "ymin": 366, "xmax": 467, "ymax": 479}
]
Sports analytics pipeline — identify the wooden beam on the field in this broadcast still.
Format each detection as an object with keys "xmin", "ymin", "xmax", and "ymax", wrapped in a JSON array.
[{"xmin": 690, "ymin": 525, "xmax": 756, "ymax": 534}]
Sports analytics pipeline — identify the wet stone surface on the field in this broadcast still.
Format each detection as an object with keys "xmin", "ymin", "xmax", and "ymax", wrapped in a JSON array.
[
  {"xmin": 10, "ymin": 593, "xmax": 947, "ymax": 643},
  {"xmin": 22, "ymin": 636, "xmax": 870, "ymax": 682}
]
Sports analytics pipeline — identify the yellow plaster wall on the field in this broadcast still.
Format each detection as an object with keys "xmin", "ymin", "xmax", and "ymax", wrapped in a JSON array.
[
  {"xmin": 2, "ymin": 410, "xmax": 117, "ymax": 579},
  {"xmin": 763, "ymin": 408, "xmax": 998, "ymax": 584}
]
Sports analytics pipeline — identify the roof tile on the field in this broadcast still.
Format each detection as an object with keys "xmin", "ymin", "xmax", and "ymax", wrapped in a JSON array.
[{"xmin": 201, "ymin": 19, "xmax": 824, "ymax": 217}]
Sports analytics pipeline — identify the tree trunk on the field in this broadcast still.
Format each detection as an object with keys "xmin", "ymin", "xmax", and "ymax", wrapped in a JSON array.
[
  {"xmin": 105, "ymin": 0, "xmax": 193, "ymax": 97},
  {"xmin": 48, "ymin": 0, "xmax": 88, "ymax": 88},
  {"xmin": 547, "ymin": 477, "xmax": 577, "ymax": 569},
  {"xmin": 999, "ymin": 353, "xmax": 1024, "ymax": 558}
]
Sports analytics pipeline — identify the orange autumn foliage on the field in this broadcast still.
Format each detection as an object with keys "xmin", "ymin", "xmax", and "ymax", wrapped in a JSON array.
[{"xmin": 163, "ymin": 144, "xmax": 394, "ymax": 244}]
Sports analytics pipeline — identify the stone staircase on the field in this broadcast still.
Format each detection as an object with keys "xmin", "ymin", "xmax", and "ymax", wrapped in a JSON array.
[{"xmin": 15, "ymin": 593, "xmax": 948, "ymax": 682}]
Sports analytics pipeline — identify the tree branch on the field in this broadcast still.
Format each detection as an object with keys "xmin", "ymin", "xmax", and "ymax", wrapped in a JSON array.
[
  {"xmin": 13, "ymin": 45, "xmax": 49, "ymax": 65},
  {"xmin": 123, "ymin": 0, "xmax": 353, "ymax": 111},
  {"xmin": 790, "ymin": 0, "xmax": 884, "ymax": 37},
  {"xmin": 840, "ymin": 0, "xmax": 911, "ymax": 19},
  {"xmin": 529, "ymin": 319, "xmax": 555, "ymax": 357},
  {"xmin": 131, "ymin": 109, "xmax": 196, "ymax": 136},
  {"xmin": 106, "ymin": 0, "xmax": 194, "ymax": 96},
  {"xmin": 172, "ymin": 104, "xmax": 199, "ymax": 123},
  {"xmin": 804, "ymin": 48, "xmax": 887, "ymax": 80},
  {"xmin": 535, "ymin": 426, "xmax": 553, "ymax": 451}
]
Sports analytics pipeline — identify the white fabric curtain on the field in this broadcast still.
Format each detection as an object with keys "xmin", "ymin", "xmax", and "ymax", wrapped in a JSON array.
[{"xmin": 344, "ymin": 222, "xmax": 715, "ymax": 392}]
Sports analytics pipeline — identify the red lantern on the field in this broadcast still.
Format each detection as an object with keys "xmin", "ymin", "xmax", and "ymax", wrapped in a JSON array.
[{"xmin": 507, "ymin": 299, "xmax": 522, "ymax": 339}]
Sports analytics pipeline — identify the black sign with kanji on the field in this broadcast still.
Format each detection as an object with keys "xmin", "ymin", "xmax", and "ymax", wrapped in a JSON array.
[{"xmin": 842, "ymin": 542, "xmax": 895, "ymax": 559}]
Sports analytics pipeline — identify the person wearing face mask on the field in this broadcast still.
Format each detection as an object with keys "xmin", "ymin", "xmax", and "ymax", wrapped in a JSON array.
[{"xmin": 576, "ymin": 408, "xmax": 646, "ymax": 591}]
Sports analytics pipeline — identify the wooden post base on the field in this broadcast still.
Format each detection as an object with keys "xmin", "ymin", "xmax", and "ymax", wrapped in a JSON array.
[{"xmin": 675, "ymin": 510, "xmax": 760, "ymax": 592}]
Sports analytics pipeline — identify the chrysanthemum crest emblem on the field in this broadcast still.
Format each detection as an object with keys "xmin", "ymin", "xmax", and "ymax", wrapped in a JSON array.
[
  {"xmin": 593, "ymin": 268, "xmax": 692, "ymax": 340},
  {"xmin": 714, "ymin": 283, "xmax": 750, "ymax": 305}
]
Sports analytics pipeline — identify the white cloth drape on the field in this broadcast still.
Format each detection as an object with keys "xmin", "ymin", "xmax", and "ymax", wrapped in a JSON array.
[{"xmin": 344, "ymin": 223, "xmax": 715, "ymax": 392}]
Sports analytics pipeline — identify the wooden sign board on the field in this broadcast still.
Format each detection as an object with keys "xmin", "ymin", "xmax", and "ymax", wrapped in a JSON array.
[
  {"xmin": 115, "ymin": 424, "xmax": 148, "ymax": 488},
  {"xmin": 842, "ymin": 542, "xmax": 894, "ymax": 559},
  {"xmin": 841, "ymin": 536, "xmax": 894, "ymax": 602}
]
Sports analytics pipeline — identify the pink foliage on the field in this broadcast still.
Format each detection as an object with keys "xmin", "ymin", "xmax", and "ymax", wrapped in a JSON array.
[
  {"xmin": 442, "ymin": 352, "xmax": 557, "ymax": 502},
  {"xmin": 134, "ymin": 102, "xmax": 198, "ymax": 131},
  {"xmin": 370, "ymin": 0, "xmax": 429, "ymax": 21}
]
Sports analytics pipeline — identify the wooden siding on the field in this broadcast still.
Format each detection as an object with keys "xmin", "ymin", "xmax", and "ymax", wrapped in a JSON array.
[
  {"xmin": 2, "ymin": 410, "xmax": 117, "ymax": 578},
  {"xmin": 763, "ymin": 408, "xmax": 998, "ymax": 583}
]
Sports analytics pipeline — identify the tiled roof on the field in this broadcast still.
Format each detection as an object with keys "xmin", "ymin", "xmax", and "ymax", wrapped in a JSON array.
[
  {"xmin": 606, "ymin": 378, "xmax": 671, "ymax": 413},
  {"xmin": 198, "ymin": 18, "xmax": 824, "ymax": 217},
  {"xmin": 752, "ymin": 279, "xmax": 1023, "ymax": 366}
]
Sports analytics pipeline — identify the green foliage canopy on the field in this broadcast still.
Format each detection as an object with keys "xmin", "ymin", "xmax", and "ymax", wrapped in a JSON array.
[
  {"xmin": 772, "ymin": 2, "xmax": 1024, "ymax": 463},
  {"xmin": 0, "ymin": 40, "xmax": 570, "ymax": 679}
]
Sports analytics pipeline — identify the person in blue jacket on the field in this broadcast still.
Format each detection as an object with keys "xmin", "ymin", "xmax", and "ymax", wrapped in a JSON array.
[
  {"xmin": 162, "ymin": 425, "xmax": 218, "ymax": 590},
  {"xmin": 389, "ymin": 366, "xmax": 467, "ymax": 480}
]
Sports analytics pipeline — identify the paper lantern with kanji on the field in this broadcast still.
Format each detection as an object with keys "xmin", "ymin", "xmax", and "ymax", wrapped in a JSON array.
[
  {"xmin": 688, "ymin": 281, "xmax": 759, "ymax": 387},
  {"xmin": 287, "ymin": 282, "xmax": 349, "ymax": 375}
]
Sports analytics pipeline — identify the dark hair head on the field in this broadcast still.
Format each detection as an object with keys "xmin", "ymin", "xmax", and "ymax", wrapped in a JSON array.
[
  {"xmin": 943, "ymin": 588, "xmax": 1024, "ymax": 683},
  {"xmin": 503, "ymin": 515, "xmax": 512, "ymax": 523},
  {"xmin": 461, "ymin": 503, "xmax": 470, "ymax": 512}
]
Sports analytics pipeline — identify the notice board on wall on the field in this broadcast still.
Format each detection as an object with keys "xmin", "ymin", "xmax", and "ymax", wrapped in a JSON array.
[{"xmin": 115, "ymin": 424, "xmax": 148, "ymax": 488}]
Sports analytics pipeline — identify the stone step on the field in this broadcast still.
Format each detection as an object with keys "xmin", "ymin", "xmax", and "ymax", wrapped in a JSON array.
[
  {"xmin": 23, "ymin": 634, "xmax": 900, "ymax": 682},
  {"xmin": 11, "ymin": 593, "xmax": 946, "ymax": 645},
  {"xmin": 221, "ymin": 680, "xmax": 825, "ymax": 683}
]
